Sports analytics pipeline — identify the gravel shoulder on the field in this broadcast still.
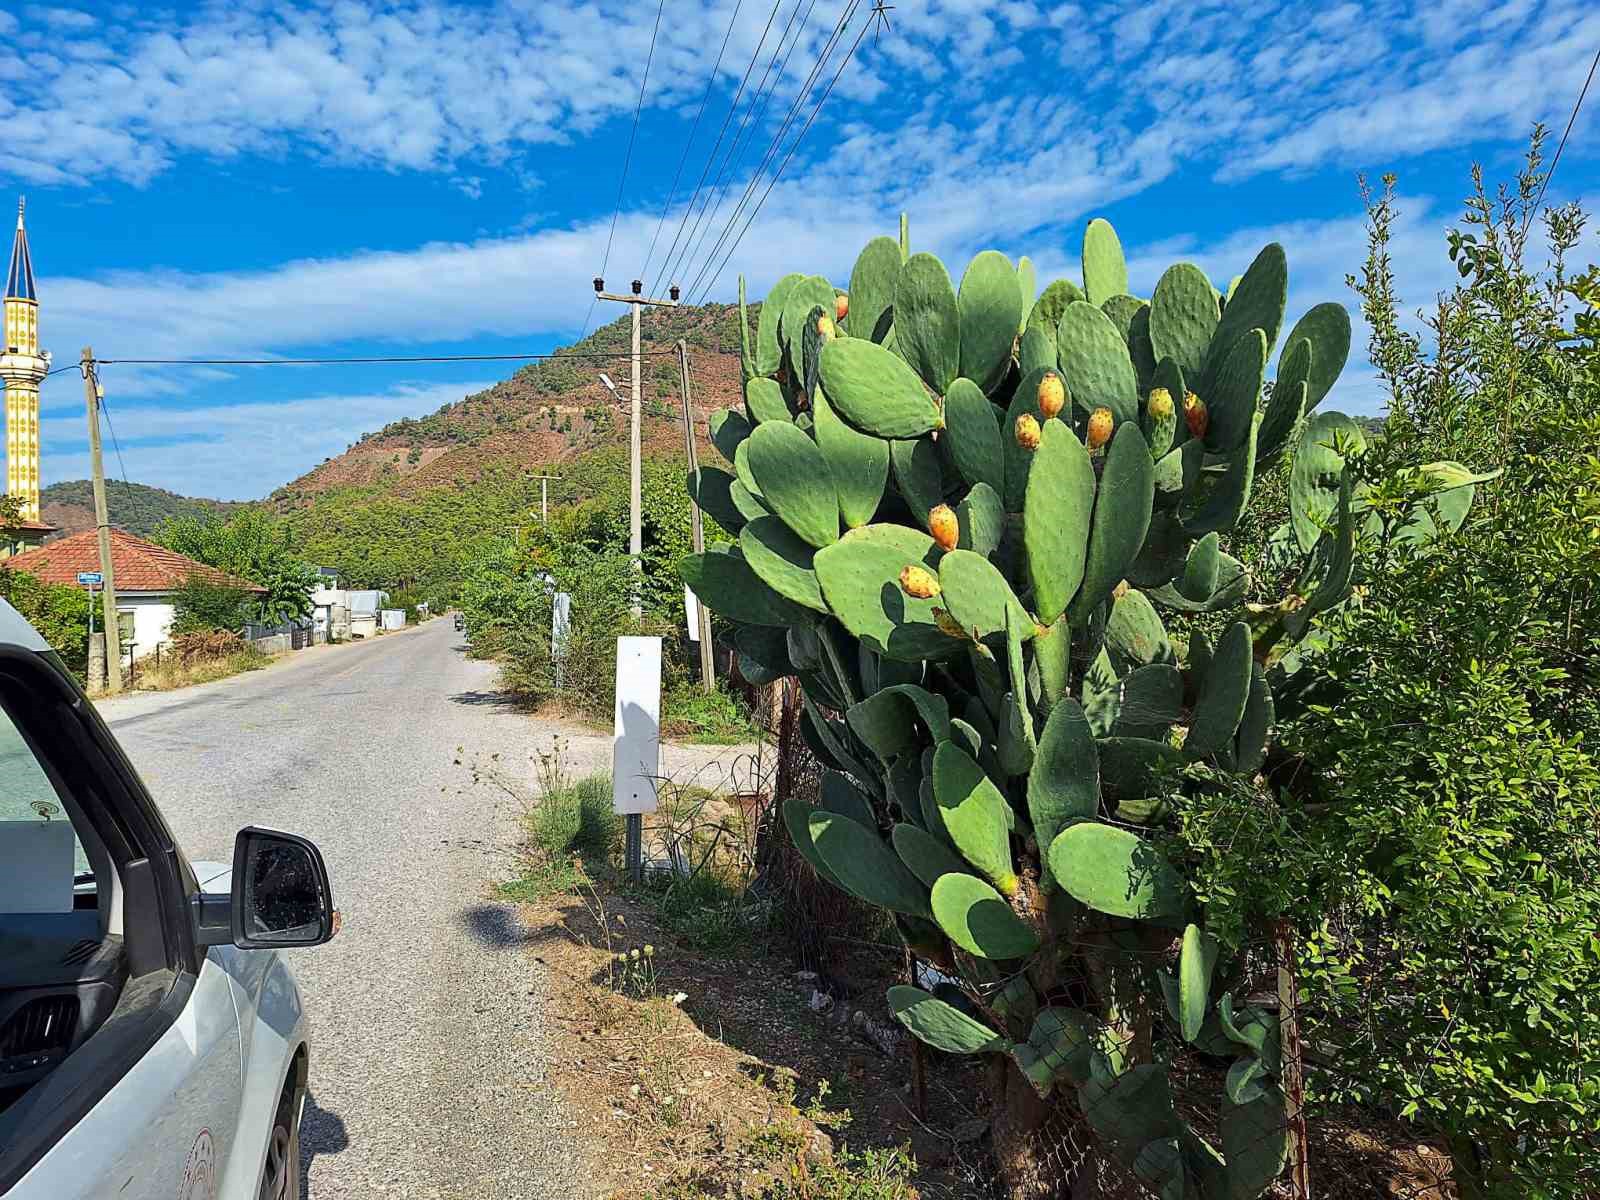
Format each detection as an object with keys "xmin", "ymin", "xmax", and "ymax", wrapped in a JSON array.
[{"xmin": 98, "ymin": 620, "xmax": 587, "ymax": 1199}]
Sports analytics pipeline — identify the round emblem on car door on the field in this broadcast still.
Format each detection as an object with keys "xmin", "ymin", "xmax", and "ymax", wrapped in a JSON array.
[{"xmin": 179, "ymin": 1129, "xmax": 216, "ymax": 1199}]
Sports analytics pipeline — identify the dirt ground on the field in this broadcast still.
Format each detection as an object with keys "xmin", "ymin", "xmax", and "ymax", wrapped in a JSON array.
[{"xmin": 518, "ymin": 869, "xmax": 1000, "ymax": 1199}]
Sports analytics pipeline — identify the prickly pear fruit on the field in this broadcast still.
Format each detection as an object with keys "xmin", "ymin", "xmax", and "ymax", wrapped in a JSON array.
[
  {"xmin": 816, "ymin": 314, "xmax": 836, "ymax": 341},
  {"xmin": 1148, "ymin": 388, "xmax": 1174, "ymax": 422},
  {"xmin": 835, "ymin": 293, "xmax": 849, "ymax": 321},
  {"xmin": 1087, "ymin": 407, "xmax": 1114, "ymax": 451},
  {"xmin": 900, "ymin": 564, "xmax": 941, "ymax": 599},
  {"xmin": 929, "ymin": 504, "xmax": 959, "ymax": 552},
  {"xmin": 1038, "ymin": 371, "xmax": 1067, "ymax": 421},
  {"xmin": 1015, "ymin": 413, "xmax": 1042, "ymax": 451},
  {"xmin": 1185, "ymin": 392, "xmax": 1208, "ymax": 439}
]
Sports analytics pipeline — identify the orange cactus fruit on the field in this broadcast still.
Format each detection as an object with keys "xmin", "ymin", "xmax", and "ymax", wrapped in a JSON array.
[
  {"xmin": 899, "ymin": 564, "xmax": 941, "ymax": 599},
  {"xmin": 929, "ymin": 504, "xmax": 959, "ymax": 552},
  {"xmin": 1087, "ymin": 406, "xmax": 1114, "ymax": 451},
  {"xmin": 1014, "ymin": 413, "xmax": 1042, "ymax": 450},
  {"xmin": 1184, "ymin": 392, "xmax": 1208, "ymax": 439},
  {"xmin": 1148, "ymin": 387, "xmax": 1174, "ymax": 420},
  {"xmin": 834, "ymin": 293, "xmax": 849, "ymax": 321},
  {"xmin": 1037, "ymin": 371, "xmax": 1067, "ymax": 420}
]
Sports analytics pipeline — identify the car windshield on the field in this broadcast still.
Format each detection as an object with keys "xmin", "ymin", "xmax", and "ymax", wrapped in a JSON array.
[{"xmin": 0, "ymin": 704, "xmax": 93, "ymax": 897}]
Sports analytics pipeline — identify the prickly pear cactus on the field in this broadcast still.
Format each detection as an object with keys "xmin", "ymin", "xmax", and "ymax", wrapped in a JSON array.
[{"xmin": 681, "ymin": 217, "xmax": 1485, "ymax": 1199}]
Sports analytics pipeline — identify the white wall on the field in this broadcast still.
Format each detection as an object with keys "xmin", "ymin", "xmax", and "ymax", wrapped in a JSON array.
[{"xmin": 117, "ymin": 594, "xmax": 175, "ymax": 660}]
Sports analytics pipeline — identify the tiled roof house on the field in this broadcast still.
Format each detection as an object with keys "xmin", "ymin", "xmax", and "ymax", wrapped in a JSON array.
[{"xmin": 4, "ymin": 529, "xmax": 264, "ymax": 659}]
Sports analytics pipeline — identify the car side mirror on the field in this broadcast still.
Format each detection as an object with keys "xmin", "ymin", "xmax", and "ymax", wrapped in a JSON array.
[{"xmin": 230, "ymin": 827, "xmax": 337, "ymax": 949}]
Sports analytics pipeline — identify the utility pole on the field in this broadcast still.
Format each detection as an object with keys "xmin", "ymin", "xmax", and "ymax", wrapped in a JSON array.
[
  {"xmin": 81, "ymin": 349, "xmax": 122, "ymax": 694},
  {"xmin": 593, "ymin": 277, "xmax": 679, "ymax": 619},
  {"xmin": 677, "ymin": 340, "xmax": 714, "ymax": 693},
  {"xmin": 528, "ymin": 473, "xmax": 560, "ymax": 524}
]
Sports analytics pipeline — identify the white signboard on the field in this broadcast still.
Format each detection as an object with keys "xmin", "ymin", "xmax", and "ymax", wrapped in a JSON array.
[
  {"xmin": 684, "ymin": 585, "xmax": 702, "ymax": 643},
  {"xmin": 612, "ymin": 636, "xmax": 661, "ymax": 815}
]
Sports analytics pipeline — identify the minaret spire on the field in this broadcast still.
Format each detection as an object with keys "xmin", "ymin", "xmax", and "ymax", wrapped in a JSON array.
[{"xmin": 3, "ymin": 194, "xmax": 47, "ymax": 535}]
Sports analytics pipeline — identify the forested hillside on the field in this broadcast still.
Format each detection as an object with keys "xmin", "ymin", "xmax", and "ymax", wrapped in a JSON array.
[
  {"xmin": 41, "ymin": 479, "xmax": 245, "ymax": 537},
  {"xmin": 272, "ymin": 304, "xmax": 747, "ymax": 593}
]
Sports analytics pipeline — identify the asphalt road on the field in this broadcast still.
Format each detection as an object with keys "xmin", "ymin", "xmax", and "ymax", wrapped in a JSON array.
[{"xmin": 97, "ymin": 620, "xmax": 584, "ymax": 1199}]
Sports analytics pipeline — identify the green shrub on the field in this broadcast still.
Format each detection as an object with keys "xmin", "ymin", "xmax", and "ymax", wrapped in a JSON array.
[
  {"xmin": 529, "ymin": 773, "xmax": 619, "ymax": 862},
  {"xmin": 170, "ymin": 573, "xmax": 253, "ymax": 633},
  {"xmin": 1241, "ymin": 146, "xmax": 1600, "ymax": 1196},
  {"xmin": 0, "ymin": 566, "xmax": 90, "ymax": 678}
]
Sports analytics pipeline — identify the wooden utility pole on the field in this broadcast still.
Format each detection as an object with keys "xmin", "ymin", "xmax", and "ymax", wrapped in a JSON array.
[
  {"xmin": 677, "ymin": 340, "xmax": 714, "ymax": 693},
  {"xmin": 594, "ymin": 280, "xmax": 679, "ymax": 619},
  {"xmin": 81, "ymin": 348, "xmax": 122, "ymax": 694}
]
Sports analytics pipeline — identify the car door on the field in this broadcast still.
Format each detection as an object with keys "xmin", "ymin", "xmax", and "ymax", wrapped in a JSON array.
[{"xmin": 1, "ymin": 643, "xmax": 243, "ymax": 1199}]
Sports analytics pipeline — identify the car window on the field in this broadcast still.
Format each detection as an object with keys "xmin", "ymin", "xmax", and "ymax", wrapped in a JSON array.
[{"xmin": 0, "ymin": 704, "xmax": 93, "ymax": 901}]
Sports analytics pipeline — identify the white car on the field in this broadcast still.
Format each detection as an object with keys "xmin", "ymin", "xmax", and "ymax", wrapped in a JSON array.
[{"xmin": 0, "ymin": 598, "xmax": 336, "ymax": 1200}]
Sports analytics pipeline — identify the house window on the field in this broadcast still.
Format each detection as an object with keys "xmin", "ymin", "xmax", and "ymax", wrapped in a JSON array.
[{"xmin": 116, "ymin": 609, "xmax": 136, "ymax": 650}]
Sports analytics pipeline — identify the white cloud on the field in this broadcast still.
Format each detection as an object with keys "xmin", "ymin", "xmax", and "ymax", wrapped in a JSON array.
[{"xmin": 41, "ymin": 379, "xmax": 496, "ymax": 499}]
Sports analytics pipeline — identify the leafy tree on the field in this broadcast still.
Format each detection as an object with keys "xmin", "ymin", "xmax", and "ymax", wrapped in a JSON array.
[
  {"xmin": 156, "ymin": 508, "xmax": 317, "ymax": 623},
  {"xmin": 0, "ymin": 565, "xmax": 91, "ymax": 677},
  {"xmin": 170, "ymin": 574, "xmax": 254, "ymax": 635},
  {"xmin": 1196, "ymin": 143, "xmax": 1600, "ymax": 1196}
]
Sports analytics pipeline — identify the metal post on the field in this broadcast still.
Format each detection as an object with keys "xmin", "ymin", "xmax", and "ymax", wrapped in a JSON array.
[
  {"xmin": 541, "ymin": 476, "xmax": 548, "ymax": 524},
  {"xmin": 629, "ymin": 299, "xmax": 642, "ymax": 620},
  {"xmin": 626, "ymin": 813, "xmax": 642, "ymax": 882},
  {"xmin": 81, "ymin": 349, "xmax": 121, "ymax": 694},
  {"xmin": 677, "ymin": 340, "xmax": 715, "ymax": 693}
]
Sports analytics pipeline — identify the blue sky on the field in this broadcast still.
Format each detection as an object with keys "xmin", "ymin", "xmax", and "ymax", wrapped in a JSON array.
[{"xmin": 3, "ymin": 0, "xmax": 1597, "ymax": 500}]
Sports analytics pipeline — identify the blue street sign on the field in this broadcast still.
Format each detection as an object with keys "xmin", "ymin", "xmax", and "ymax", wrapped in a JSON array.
[{"xmin": 76, "ymin": 572, "xmax": 103, "ymax": 586}]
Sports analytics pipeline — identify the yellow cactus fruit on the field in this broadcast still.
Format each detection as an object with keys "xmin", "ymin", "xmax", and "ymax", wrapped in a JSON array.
[
  {"xmin": 1037, "ymin": 371, "xmax": 1067, "ymax": 420},
  {"xmin": 835, "ymin": 293, "xmax": 849, "ymax": 321},
  {"xmin": 1112, "ymin": 579, "xmax": 1130, "ymax": 601},
  {"xmin": 1184, "ymin": 392, "xmax": 1208, "ymax": 439},
  {"xmin": 899, "ymin": 564, "xmax": 941, "ymax": 599},
  {"xmin": 816, "ymin": 314, "xmax": 836, "ymax": 341},
  {"xmin": 1015, "ymin": 413, "xmax": 1042, "ymax": 450},
  {"xmin": 1087, "ymin": 406, "xmax": 1114, "ymax": 451},
  {"xmin": 929, "ymin": 504, "xmax": 959, "ymax": 552},
  {"xmin": 1148, "ymin": 387, "xmax": 1174, "ymax": 421}
]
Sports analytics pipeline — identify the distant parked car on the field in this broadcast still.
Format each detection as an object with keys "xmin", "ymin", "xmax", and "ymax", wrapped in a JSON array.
[{"xmin": 0, "ymin": 597, "xmax": 337, "ymax": 1200}]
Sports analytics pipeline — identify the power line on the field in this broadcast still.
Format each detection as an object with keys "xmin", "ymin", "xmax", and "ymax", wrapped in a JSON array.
[
  {"xmin": 682, "ymin": 0, "xmax": 853, "ymax": 301},
  {"xmin": 693, "ymin": 0, "xmax": 871, "ymax": 303},
  {"xmin": 95, "ymin": 390, "xmax": 136, "ymax": 507},
  {"xmin": 639, "ymin": 0, "xmax": 747, "ymax": 286},
  {"xmin": 659, "ymin": 0, "xmax": 812, "ymax": 297},
  {"xmin": 647, "ymin": 0, "xmax": 786, "ymax": 298},
  {"xmin": 1529, "ymin": 44, "xmax": 1600, "ymax": 225},
  {"xmin": 584, "ymin": 0, "xmax": 668, "ymax": 339},
  {"xmin": 689, "ymin": 0, "xmax": 867, "ymax": 302},
  {"xmin": 91, "ymin": 350, "xmax": 679, "ymax": 367}
]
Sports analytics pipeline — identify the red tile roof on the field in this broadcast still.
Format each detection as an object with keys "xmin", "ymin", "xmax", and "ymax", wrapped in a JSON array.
[
  {"xmin": 3, "ymin": 529, "xmax": 266, "ymax": 593},
  {"xmin": 11, "ymin": 519, "xmax": 55, "ymax": 533}
]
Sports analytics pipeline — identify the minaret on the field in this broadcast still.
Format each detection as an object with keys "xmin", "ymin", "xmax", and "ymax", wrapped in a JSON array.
[{"xmin": 4, "ymin": 197, "xmax": 48, "ymax": 524}]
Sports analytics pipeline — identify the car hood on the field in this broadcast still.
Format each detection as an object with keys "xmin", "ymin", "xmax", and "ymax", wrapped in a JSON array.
[{"xmin": 193, "ymin": 860, "xmax": 233, "ymax": 893}]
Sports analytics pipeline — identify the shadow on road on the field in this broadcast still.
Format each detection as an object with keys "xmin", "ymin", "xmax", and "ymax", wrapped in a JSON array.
[
  {"xmin": 459, "ymin": 901, "xmax": 533, "ymax": 950},
  {"xmin": 299, "ymin": 1090, "xmax": 349, "ymax": 1195},
  {"xmin": 447, "ymin": 690, "xmax": 529, "ymax": 710}
]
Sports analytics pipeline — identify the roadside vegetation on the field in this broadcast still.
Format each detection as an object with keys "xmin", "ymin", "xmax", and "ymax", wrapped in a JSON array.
[{"xmin": 481, "ymin": 739, "xmax": 975, "ymax": 1199}]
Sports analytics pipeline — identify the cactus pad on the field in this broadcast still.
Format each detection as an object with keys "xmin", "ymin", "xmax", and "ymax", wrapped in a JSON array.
[
  {"xmin": 746, "ymin": 420, "xmax": 840, "ymax": 548},
  {"xmin": 848, "ymin": 235, "xmax": 901, "ymax": 343},
  {"xmin": 809, "ymin": 810, "xmax": 931, "ymax": 917},
  {"xmin": 943, "ymin": 377, "xmax": 1005, "ymax": 493},
  {"xmin": 1057, "ymin": 301, "xmax": 1139, "ymax": 425},
  {"xmin": 1082, "ymin": 218, "xmax": 1129, "ymax": 304},
  {"xmin": 1149, "ymin": 263, "xmax": 1219, "ymax": 383},
  {"xmin": 1024, "ymin": 418, "xmax": 1096, "ymax": 625},
  {"xmin": 930, "ymin": 873, "xmax": 1040, "ymax": 959},
  {"xmin": 1069, "ymin": 423, "xmax": 1155, "ymax": 623},
  {"xmin": 888, "ymin": 985, "xmax": 1009, "ymax": 1055},
  {"xmin": 739, "ymin": 516, "xmax": 826, "ymax": 611},
  {"xmin": 932, "ymin": 741, "xmax": 1018, "ymax": 895},
  {"xmin": 895, "ymin": 252, "xmax": 961, "ymax": 394},
  {"xmin": 959, "ymin": 250, "xmax": 1025, "ymax": 393},
  {"xmin": 1047, "ymin": 821, "xmax": 1186, "ymax": 922}
]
